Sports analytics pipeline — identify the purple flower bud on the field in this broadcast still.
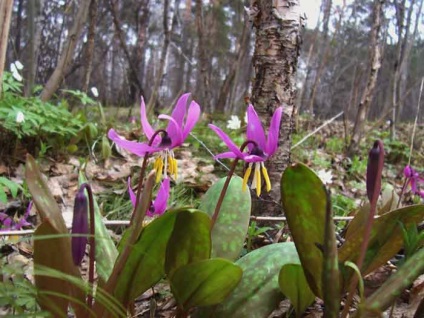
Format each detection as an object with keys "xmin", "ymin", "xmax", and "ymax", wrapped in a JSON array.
[
  {"xmin": 71, "ymin": 186, "xmax": 89, "ymax": 266},
  {"xmin": 366, "ymin": 140, "xmax": 384, "ymax": 203}
]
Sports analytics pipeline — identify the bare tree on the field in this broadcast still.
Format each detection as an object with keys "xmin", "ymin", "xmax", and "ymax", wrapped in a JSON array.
[
  {"xmin": 348, "ymin": 0, "xmax": 384, "ymax": 155},
  {"xmin": 249, "ymin": 0, "xmax": 303, "ymax": 215},
  {"xmin": 0, "ymin": 0, "xmax": 14, "ymax": 97},
  {"xmin": 82, "ymin": 0, "xmax": 99, "ymax": 93},
  {"xmin": 40, "ymin": 0, "xmax": 90, "ymax": 101}
]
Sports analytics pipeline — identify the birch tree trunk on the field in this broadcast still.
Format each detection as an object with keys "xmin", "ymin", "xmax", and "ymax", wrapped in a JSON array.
[
  {"xmin": 40, "ymin": 0, "xmax": 90, "ymax": 101},
  {"xmin": 82, "ymin": 0, "xmax": 98, "ymax": 93},
  {"xmin": 0, "ymin": 0, "xmax": 13, "ymax": 97},
  {"xmin": 250, "ymin": 0, "xmax": 302, "ymax": 216},
  {"xmin": 347, "ymin": 0, "xmax": 384, "ymax": 156}
]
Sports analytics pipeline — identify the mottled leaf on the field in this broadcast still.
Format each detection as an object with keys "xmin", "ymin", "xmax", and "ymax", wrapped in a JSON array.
[
  {"xmin": 170, "ymin": 259, "xmax": 242, "ymax": 310},
  {"xmin": 279, "ymin": 264, "xmax": 315, "ymax": 318},
  {"xmin": 165, "ymin": 209, "xmax": 211, "ymax": 278},
  {"xmin": 199, "ymin": 176, "xmax": 251, "ymax": 261},
  {"xmin": 281, "ymin": 163, "xmax": 326, "ymax": 297}
]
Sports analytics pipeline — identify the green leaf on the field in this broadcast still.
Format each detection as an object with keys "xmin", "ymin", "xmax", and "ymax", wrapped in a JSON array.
[
  {"xmin": 0, "ymin": 176, "xmax": 21, "ymax": 198},
  {"xmin": 165, "ymin": 209, "xmax": 211, "ymax": 278},
  {"xmin": 170, "ymin": 258, "xmax": 242, "ymax": 310},
  {"xmin": 339, "ymin": 204, "xmax": 424, "ymax": 284},
  {"xmin": 199, "ymin": 176, "xmax": 251, "ymax": 261},
  {"xmin": 113, "ymin": 209, "xmax": 178, "ymax": 306},
  {"xmin": 279, "ymin": 264, "xmax": 315, "ymax": 318},
  {"xmin": 281, "ymin": 163, "xmax": 326, "ymax": 297},
  {"xmin": 197, "ymin": 242, "xmax": 300, "ymax": 318},
  {"xmin": 78, "ymin": 171, "xmax": 118, "ymax": 282}
]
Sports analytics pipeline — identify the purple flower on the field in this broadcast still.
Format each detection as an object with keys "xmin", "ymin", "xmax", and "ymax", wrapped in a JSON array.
[
  {"xmin": 404, "ymin": 165, "xmax": 424, "ymax": 198},
  {"xmin": 128, "ymin": 177, "xmax": 170, "ymax": 217},
  {"xmin": 209, "ymin": 104, "xmax": 283, "ymax": 196},
  {"xmin": 0, "ymin": 201, "xmax": 32, "ymax": 231},
  {"xmin": 108, "ymin": 93, "xmax": 201, "ymax": 182},
  {"xmin": 71, "ymin": 187, "xmax": 89, "ymax": 266}
]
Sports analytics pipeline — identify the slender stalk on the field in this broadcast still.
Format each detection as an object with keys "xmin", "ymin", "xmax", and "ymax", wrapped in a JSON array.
[
  {"xmin": 341, "ymin": 140, "xmax": 385, "ymax": 318},
  {"xmin": 210, "ymin": 140, "xmax": 257, "ymax": 230}
]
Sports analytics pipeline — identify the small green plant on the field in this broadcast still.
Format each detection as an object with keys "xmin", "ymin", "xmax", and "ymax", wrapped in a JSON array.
[
  {"xmin": 399, "ymin": 222, "xmax": 424, "ymax": 263},
  {"xmin": 246, "ymin": 221, "xmax": 272, "ymax": 252},
  {"xmin": 0, "ymin": 176, "xmax": 22, "ymax": 203},
  {"xmin": 326, "ymin": 137, "xmax": 345, "ymax": 153}
]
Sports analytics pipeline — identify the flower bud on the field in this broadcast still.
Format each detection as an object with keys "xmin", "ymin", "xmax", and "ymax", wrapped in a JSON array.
[
  {"xmin": 366, "ymin": 140, "xmax": 384, "ymax": 203},
  {"xmin": 71, "ymin": 186, "xmax": 89, "ymax": 265}
]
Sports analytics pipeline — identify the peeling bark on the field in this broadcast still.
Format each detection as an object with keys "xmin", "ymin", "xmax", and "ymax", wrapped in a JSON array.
[{"xmin": 250, "ymin": 0, "xmax": 302, "ymax": 216}]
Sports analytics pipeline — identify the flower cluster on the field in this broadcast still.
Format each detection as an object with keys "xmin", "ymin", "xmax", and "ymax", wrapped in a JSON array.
[
  {"xmin": 0, "ymin": 201, "xmax": 32, "ymax": 231},
  {"xmin": 404, "ymin": 165, "xmax": 424, "ymax": 198}
]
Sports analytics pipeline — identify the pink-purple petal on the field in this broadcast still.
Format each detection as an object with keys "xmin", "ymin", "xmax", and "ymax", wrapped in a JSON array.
[
  {"xmin": 182, "ymin": 101, "xmax": 201, "ymax": 140},
  {"xmin": 214, "ymin": 152, "xmax": 239, "ymax": 160},
  {"xmin": 244, "ymin": 154, "xmax": 266, "ymax": 163},
  {"xmin": 108, "ymin": 129, "xmax": 159, "ymax": 155},
  {"xmin": 209, "ymin": 124, "xmax": 244, "ymax": 158},
  {"xmin": 167, "ymin": 93, "xmax": 190, "ymax": 139},
  {"xmin": 246, "ymin": 104, "xmax": 266, "ymax": 150},
  {"xmin": 159, "ymin": 114, "xmax": 184, "ymax": 147},
  {"xmin": 266, "ymin": 106, "xmax": 283, "ymax": 156},
  {"xmin": 152, "ymin": 178, "xmax": 170, "ymax": 215},
  {"xmin": 140, "ymin": 96, "xmax": 155, "ymax": 139}
]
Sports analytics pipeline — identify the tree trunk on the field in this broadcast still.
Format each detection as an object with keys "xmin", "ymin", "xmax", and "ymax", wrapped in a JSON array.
[
  {"xmin": 347, "ymin": 0, "xmax": 384, "ymax": 156},
  {"xmin": 40, "ymin": 0, "xmax": 90, "ymax": 101},
  {"xmin": 82, "ymin": 0, "xmax": 98, "ymax": 93},
  {"xmin": 250, "ymin": 0, "xmax": 302, "ymax": 216},
  {"xmin": 0, "ymin": 0, "xmax": 14, "ymax": 97},
  {"xmin": 14, "ymin": 0, "xmax": 24, "ymax": 58},
  {"xmin": 195, "ymin": 0, "xmax": 212, "ymax": 112},
  {"xmin": 25, "ymin": 0, "xmax": 43, "ymax": 96},
  {"xmin": 146, "ymin": 0, "xmax": 173, "ymax": 113}
]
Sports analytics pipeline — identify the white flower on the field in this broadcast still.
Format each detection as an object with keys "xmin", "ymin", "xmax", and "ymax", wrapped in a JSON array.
[
  {"xmin": 16, "ymin": 111, "xmax": 25, "ymax": 123},
  {"xmin": 226, "ymin": 115, "xmax": 241, "ymax": 130},
  {"xmin": 90, "ymin": 87, "xmax": 99, "ymax": 97},
  {"xmin": 317, "ymin": 169, "xmax": 333, "ymax": 185},
  {"xmin": 244, "ymin": 112, "xmax": 248, "ymax": 124},
  {"xmin": 14, "ymin": 60, "xmax": 24, "ymax": 70}
]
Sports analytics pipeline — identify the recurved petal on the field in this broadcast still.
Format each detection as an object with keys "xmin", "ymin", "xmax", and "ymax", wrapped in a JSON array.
[
  {"xmin": 266, "ymin": 106, "xmax": 283, "ymax": 155},
  {"xmin": 244, "ymin": 154, "xmax": 266, "ymax": 163},
  {"xmin": 140, "ymin": 96, "xmax": 155, "ymax": 139},
  {"xmin": 108, "ymin": 129, "xmax": 158, "ymax": 156},
  {"xmin": 246, "ymin": 104, "xmax": 266, "ymax": 150},
  {"xmin": 214, "ymin": 151, "xmax": 239, "ymax": 159},
  {"xmin": 182, "ymin": 100, "xmax": 201, "ymax": 140},
  {"xmin": 209, "ymin": 124, "xmax": 244, "ymax": 158},
  {"xmin": 127, "ymin": 177, "xmax": 136, "ymax": 207},
  {"xmin": 153, "ymin": 178, "xmax": 170, "ymax": 215},
  {"xmin": 159, "ymin": 114, "xmax": 184, "ymax": 147},
  {"xmin": 168, "ymin": 93, "xmax": 190, "ymax": 139}
]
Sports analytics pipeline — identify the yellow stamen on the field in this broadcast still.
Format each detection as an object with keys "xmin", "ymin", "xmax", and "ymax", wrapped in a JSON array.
[
  {"xmin": 155, "ymin": 157, "xmax": 164, "ymax": 183},
  {"xmin": 261, "ymin": 163, "xmax": 271, "ymax": 192},
  {"xmin": 172, "ymin": 157, "xmax": 178, "ymax": 179},
  {"xmin": 242, "ymin": 164, "xmax": 252, "ymax": 192},
  {"xmin": 255, "ymin": 163, "xmax": 261, "ymax": 197}
]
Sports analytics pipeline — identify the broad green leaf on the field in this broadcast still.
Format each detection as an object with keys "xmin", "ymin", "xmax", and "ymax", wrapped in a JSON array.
[
  {"xmin": 170, "ymin": 259, "xmax": 242, "ymax": 310},
  {"xmin": 0, "ymin": 176, "xmax": 21, "ymax": 198},
  {"xmin": 165, "ymin": 209, "xmax": 211, "ymax": 278},
  {"xmin": 197, "ymin": 243, "xmax": 300, "ymax": 318},
  {"xmin": 113, "ymin": 209, "xmax": 177, "ymax": 306},
  {"xmin": 358, "ymin": 247, "xmax": 424, "ymax": 317},
  {"xmin": 339, "ymin": 204, "xmax": 424, "ymax": 285},
  {"xmin": 199, "ymin": 176, "xmax": 251, "ymax": 261},
  {"xmin": 281, "ymin": 163, "xmax": 326, "ymax": 297},
  {"xmin": 78, "ymin": 171, "xmax": 118, "ymax": 282},
  {"xmin": 279, "ymin": 264, "xmax": 315, "ymax": 318}
]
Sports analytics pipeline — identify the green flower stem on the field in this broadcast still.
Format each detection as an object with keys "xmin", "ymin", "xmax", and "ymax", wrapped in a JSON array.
[
  {"xmin": 341, "ymin": 140, "xmax": 384, "ymax": 318},
  {"xmin": 210, "ymin": 140, "xmax": 257, "ymax": 230},
  {"xmin": 79, "ymin": 183, "xmax": 96, "ymax": 310}
]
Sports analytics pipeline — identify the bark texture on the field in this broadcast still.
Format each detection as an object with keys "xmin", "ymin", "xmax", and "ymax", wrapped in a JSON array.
[
  {"xmin": 40, "ymin": 0, "xmax": 90, "ymax": 101},
  {"xmin": 250, "ymin": 0, "xmax": 302, "ymax": 215},
  {"xmin": 0, "ymin": 0, "xmax": 13, "ymax": 97},
  {"xmin": 348, "ymin": 0, "xmax": 384, "ymax": 156}
]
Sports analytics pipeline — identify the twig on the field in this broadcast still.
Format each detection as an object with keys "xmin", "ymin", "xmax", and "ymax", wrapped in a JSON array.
[
  {"xmin": 291, "ymin": 111, "xmax": 344, "ymax": 150},
  {"xmin": 189, "ymin": 132, "xmax": 230, "ymax": 171}
]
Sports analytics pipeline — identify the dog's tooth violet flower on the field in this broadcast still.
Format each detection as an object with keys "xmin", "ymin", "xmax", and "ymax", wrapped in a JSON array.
[
  {"xmin": 209, "ymin": 104, "xmax": 282, "ymax": 196},
  {"xmin": 128, "ymin": 177, "xmax": 170, "ymax": 216},
  {"xmin": 108, "ymin": 93, "xmax": 200, "ymax": 182}
]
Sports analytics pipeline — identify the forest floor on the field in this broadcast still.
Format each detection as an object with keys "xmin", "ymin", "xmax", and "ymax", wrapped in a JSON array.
[{"xmin": 1, "ymin": 115, "xmax": 424, "ymax": 317}]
